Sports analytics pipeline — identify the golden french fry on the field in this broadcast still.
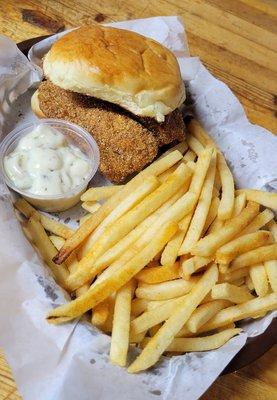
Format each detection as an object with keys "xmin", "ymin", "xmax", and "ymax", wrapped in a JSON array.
[
  {"xmin": 54, "ymin": 150, "xmax": 183, "ymax": 264},
  {"xmin": 186, "ymin": 300, "xmax": 231, "ymax": 333},
  {"xmin": 81, "ymin": 201, "xmax": 101, "ymax": 214},
  {"xmin": 236, "ymin": 189, "xmax": 277, "ymax": 210},
  {"xmin": 180, "ymin": 150, "xmax": 216, "ymax": 253},
  {"xmin": 187, "ymin": 119, "xmax": 215, "ymax": 148},
  {"xmin": 141, "ymin": 328, "xmax": 241, "ymax": 353},
  {"xmin": 15, "ymin": 198, "xmax": 74, "ymax": 239},
  {"xmin": 136, "ymin": 262, "xmax": 180, "ymax": 284},
  {"xmin": 129, "ymin": 330, "xmax": 147, "ymax": 344},
  {"xmin": 110, "ymin": 280, "xmax": 135, "ymax": 366},
  {"xmin": 231, "ymin": 193, "xmax": 246, "ymax": 218},
  {"xmin": 27, "ymin": 217, "xmax": 69, "ymax": 289},
  {"xmin": 130, "ymin": 295, "xmax": 188, "ymax": 335},
  {"xmin": 267, "ymin": 220, "xmax": 277, "ymax": 241},
  {"xmin": 265, "ymin": 260, "xmax": 277, "ymax": 293},
  {"xmin": 94, "ymin": 188, "xmax": 185, "ymax": 271},
  {"xmin": 68, "ymin": 180, "xmax": 196, "ymax": 290},
  {"xmin": 211, "ymin": 283, "xmax": 254, "ymax": 303},
  {"xmin": 201, "ymin": 293, "xmax": 277, "ymax": 332},
  {"xmin": 127, "ymin": 264, "xmax": 218, "ymax": 373},
  {"xmin": 208, "ymin": 217, "xmax": 224, "ymax": 233},
  {"xmin": 245, "ymin": 275, "xmax": 254, "ymax": 291},
  {"xmin": 183, "ymin": 149, "xmax": 197, "ymax": 163},
  {"xmin": 92, "ymin": 299, "xmax": 110, "ymax": 327},
  {"xmin": 186, "ymin": 133, "xmax": 205, "ymax": 155},
  {"xmin": 47, "ymin": 221, "xmax": 178, "ymax": 323},
  {"xmin": 202, "ymin": 196, "xmax": 220, "ymax": 235},
  {"xmin": 131, "ymin": 298, "xmax": 149, "ymax": 317},
  {"xmin": 135, "ymin": 278, "xmax": 198, "ymax": 301},
  {"xmin": 149, "ymin": 324, "xmax": 163, "ymax": 337},
  {"xmin": 215, "ymin": 230, "xmax": 273, "ymax": 264},
  {"xmin": 191, "ymin": 201, "xmax": 260, "ymax": 257},
  {"xmin": 49, "ymin": 235, "xmax": 65, "ymax": 250},
  {"xmin": 81, "ymin": 185, "xmax": 124, "ymax": 202},
  {"xmin": 180, "ymin": 256, "xmax": 212, "ymax": 279},
  {"xmin": 240, "ymin": 209, "xmax": 274, "ymax": 235},
  {"xmin": 230, "ymin": 243, "xmax": 277, "ymax": 270},
  {"xmin": 250, "ymin": 264, "xmax": 269, "ymax": 297},
  {"xmin": 158, "ymin": 142, "xmax": 188, "ymax": 159},
  {"xmin": 224, "ymin": 267, "xmax": 249, "ymax": 283},
  {"xmin": 161, "ymin": 229, "xmax": 186, "ymax": 266},
  {"xmin": 217, "ymin": 152, "xmax": 234, "ymax": 220},
  {"xmin": 189, "ymin": 147, "xmax": 214, "ymax": 196},
  {"xmin": 80, "ymin": 175, "xmax": 159, "ymax": 255},
  {"xmin": 79, "ymin": 213, "xmax": 92, "ymax": 225}
]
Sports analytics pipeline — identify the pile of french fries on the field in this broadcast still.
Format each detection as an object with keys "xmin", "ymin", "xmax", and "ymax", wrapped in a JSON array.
[{"xmin": 14, "ymin": 119, "xmax": 277, "ymax": 373}]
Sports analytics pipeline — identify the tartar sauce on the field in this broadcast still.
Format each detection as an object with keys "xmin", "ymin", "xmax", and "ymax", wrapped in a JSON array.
[{"xmin": 4, "ymin": 125, "xmax": 91, "ymax": 197}]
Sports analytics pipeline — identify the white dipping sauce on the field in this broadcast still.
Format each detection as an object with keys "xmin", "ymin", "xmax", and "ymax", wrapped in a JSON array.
[{"xmin": 4, "ymin": 125, "xmax": 91, "ymax": 196}]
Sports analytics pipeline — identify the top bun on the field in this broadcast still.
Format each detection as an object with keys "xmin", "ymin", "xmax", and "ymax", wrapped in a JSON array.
[{"xmin": 43, "ymin": 25, "xmax": 185, "ymax": 122}]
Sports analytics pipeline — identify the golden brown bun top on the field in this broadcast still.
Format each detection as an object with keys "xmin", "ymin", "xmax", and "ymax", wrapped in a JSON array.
[{"xmin": 43, "ymin": 25, "xmax": 185, "ymax": 122}]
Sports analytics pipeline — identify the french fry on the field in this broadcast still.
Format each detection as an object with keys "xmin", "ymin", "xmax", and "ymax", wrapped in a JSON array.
[
  {"xmin": 211, "ymin": 283, "xmax": 254, "ymax": 303},
  {"xmin": 186, "ymin": 133, "xmax": 205, "ymax": 155},
  {"xmin": 27, "ymin": 217, "xmax": 69, "ymax": 289},
  {"xmin": 81, "ymin": 201, "xmax": 101, "ymax": 214},
  {"xmin": 135, "ymin": 278, "xmax": 198, "ymax": 301},
  {"xmin": 161, "ymin": 229, "xmax": 186, "ymax": 266},
  {"xmin": 180, "ymin": 256, "xmax": 212, "ymax": 279},
  {"xmin": 47, "ymin": 221, "xmax": 178, "ymax": 323},
  {"xmin": 80, "ymin": 175, "xmax": 159, "ymax": 255},
  {"xmin": 49, "ymin": 235, "xmax": 65, "ymax": 250},
  {"xmin": 129, "ymin": 330, "xmax": 147, "ymax": 344},
  {"xmin": 224, "ymin": 267, "xmax": 249, "ymax": 282},
  {"xmin": 15, "ymin": 198, "xmax": 74, "ymax": 239},
  {"xmin": 250, "ymin": 264, "xmax": 269, "ymax": 297},
  {"xmin": 91, "ymin": 299, "xmax": 110, "ymax": 327},
  {"xmin": 189, "ymin": 147, "xmax": 214, "ymax": 196},
  {"xmin": 136, "ymin": 262, "xmax": 180, "ymax": 284},
  {"xmin": 96, "ymin": 190, "xmax": 196, "ymax": 288},
  {"xmin": 79, "ymin": 213, "xmax": 92, "ymax": 225},
  {"xmin": 149, "ymin": 323, "xmax": 163, "ymax": 337},
  {"xmin": 231, "ymin": 193, "xmax": 246, "ymax": 218},
  {"xmin": 236, "ymin": 189, "xmax": 277, "ymax": 210},
  {"xmin": 180, "ymin": 150, "xmax": 216, "ymax": 253},
  {"xmin": 68, "ymin": 178, "xmax": 196, "ymax": 290},
  {"xmin": 265, "ymin": 260, "xmax": 277, "ymax": 293},
  {"xmin": 127, "ymin": 264, "xmax": 218, "ymax": 373},
  {"xmin": 183, "ymin": 149, "xmax": 197, "ymax": 162},
  {"xmin": 215, "ymin": 230, "xmax": 273, "ymax": 264},
  {"xmin": 158, "ymin": 141, "xmax": 188, "ymax": 159},
  {"xmin": 191, "ymin": 201, "xmax": 259, "ymax": 257},
  {"xmin": 130, "ymin": 295, "xmax": 188, "ymax": 335},
  {"xmin": 54, "ymin": 150, "xmax": 183, "ymax": 264},
  {"xmin": 230, "ymin": 243, "xmax": 277, "ymax": 270},
  {"xmin": 186, "ymin": 300, "xmax": 231, "ymax": 333},
  {"xmin": 267, "ymin": 220, "xmax": 277, "ymax": 241},
  {"xmin": 201, "ymin": 293, "xmax": 277, "ymax": 332},
  {"xmin": 217, "ymin": 152, "xmax": 235, "ymax": 220},
  {"xmin": 208, "ymin": 218, "xmax": 224, "ymax": 233},
  {"xmin": 187, "ymin": 119, "xmax": 215, "ymax": 148},
  {"xmin": 110, "ymin": 280, "xmax": 135, "ymax": 366},
  {"xmin": 81, "ymin": 185, "xmax": 124, "ymax": 202},
  {"xmin": 141, "ymin": 328, "xmax": 241, "ymax": 353},
  {"xmin": 178, "ymin": 213, "xmax": 193, "ymax": 231},
  {"xmin": 94, "ymin": 188, "xmax": 185, "ymax": 271},
  {"xmin": 202, "ymin": 196, "xmax": 220, "ymax": 235},
  {"xmin": 240, "ymin": 209, "xmax": 274, "ymax": 235},
  {"xmin": 246, "ymin": 275, "xmax": 254, "ymax": 291},
  {"xmin": 131, "ymin": 298, "xmax": 149, "ymax": 317}
]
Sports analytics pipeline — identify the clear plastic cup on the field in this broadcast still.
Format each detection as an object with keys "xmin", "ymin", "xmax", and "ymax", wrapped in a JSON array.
[{"xmin": 0, "ymin": 119, "xmax": 100, "ymax": 212}]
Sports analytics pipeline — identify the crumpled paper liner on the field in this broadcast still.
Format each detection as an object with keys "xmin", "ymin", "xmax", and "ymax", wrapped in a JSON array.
[{"xmin": 0, "ymin": 16, "xmax": 276, "ymax": 400}]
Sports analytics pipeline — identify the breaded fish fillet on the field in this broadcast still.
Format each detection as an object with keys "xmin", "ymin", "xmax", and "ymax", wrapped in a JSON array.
[{"xmin": 38, "ymin": 81, "xmax": 158, "ymax": 182}]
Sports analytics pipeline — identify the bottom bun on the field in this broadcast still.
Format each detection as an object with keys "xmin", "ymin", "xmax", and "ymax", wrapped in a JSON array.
[{"xmin": 31, "ymin": 90, "xmax": 45, "ymax": 118}]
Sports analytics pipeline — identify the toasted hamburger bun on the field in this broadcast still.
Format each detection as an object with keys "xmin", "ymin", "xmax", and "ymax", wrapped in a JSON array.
[{"xmin": 43, "ymin": 25, "xmax": 185, "ymax": 122}]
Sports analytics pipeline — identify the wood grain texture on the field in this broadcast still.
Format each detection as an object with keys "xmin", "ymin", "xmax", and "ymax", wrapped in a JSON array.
[{"xmin": 0, "ymin": 0, "xmax": 276, "ymax": 399}]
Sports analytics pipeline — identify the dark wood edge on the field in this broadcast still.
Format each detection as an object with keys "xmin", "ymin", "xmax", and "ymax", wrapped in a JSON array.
[{"xmin": 16, "ymin": 34, "xmax": 277, "ymax": 376}]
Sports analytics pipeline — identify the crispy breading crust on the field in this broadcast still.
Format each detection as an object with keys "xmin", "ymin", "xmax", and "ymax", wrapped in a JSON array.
[
  {"xmin": 139, "ymin": 109, "xmax": 185, "ymax": 146},
  {"xmin": 38, "ymin": 81, "xmax": 158, "ymax": 182}
]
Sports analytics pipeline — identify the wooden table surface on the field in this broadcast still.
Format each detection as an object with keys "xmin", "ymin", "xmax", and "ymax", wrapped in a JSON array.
[{"xmin": 0, "ymin": 0, "xmax": 276, "ymax": 399}]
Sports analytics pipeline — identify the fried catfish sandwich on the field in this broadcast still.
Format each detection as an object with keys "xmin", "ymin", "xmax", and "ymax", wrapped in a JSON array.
[{"xmin": 31, "ymin": 25, "xmax": 186, "ymax": 182}]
